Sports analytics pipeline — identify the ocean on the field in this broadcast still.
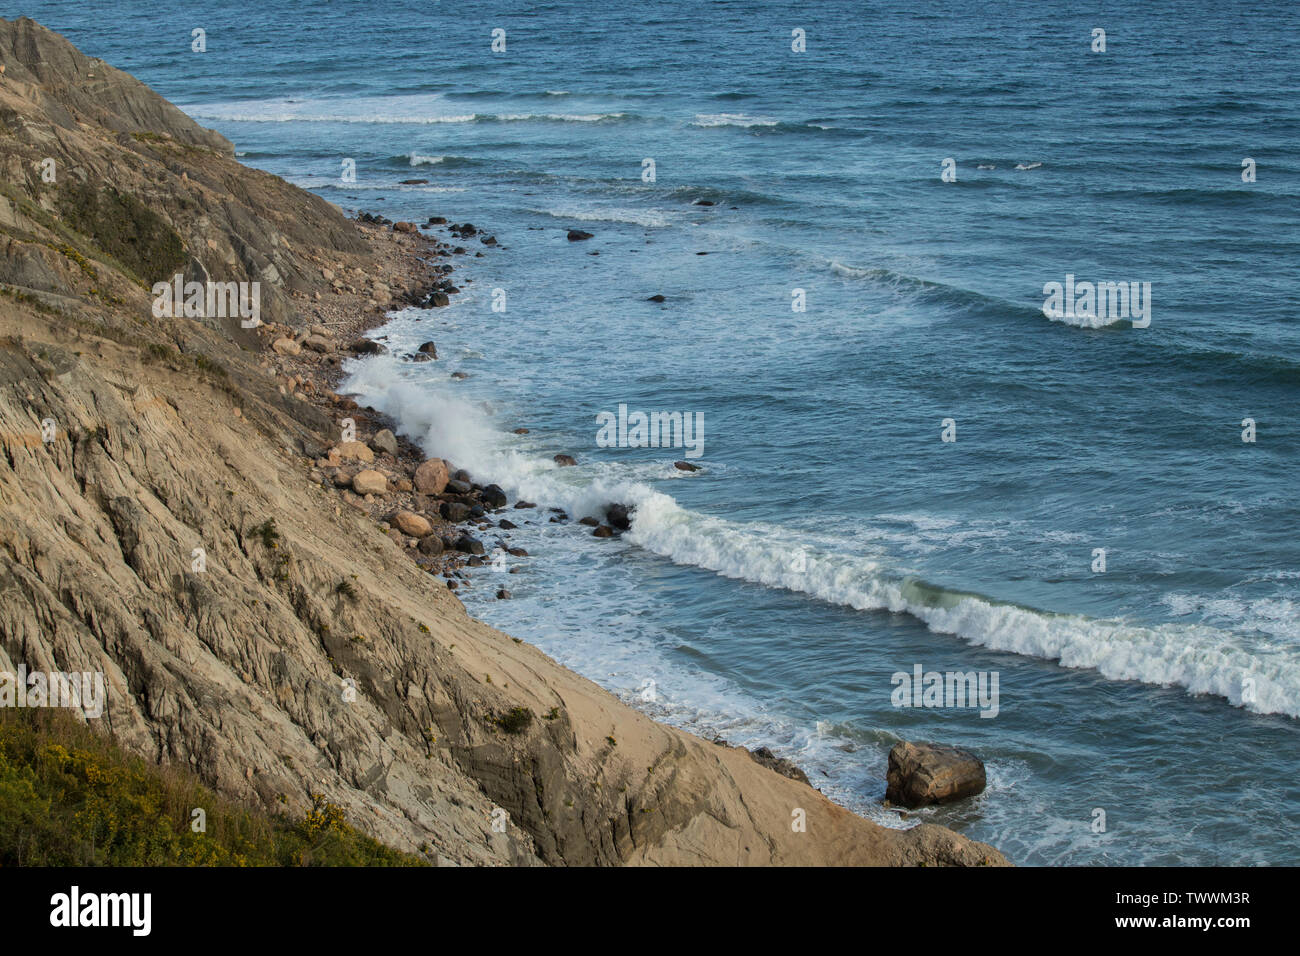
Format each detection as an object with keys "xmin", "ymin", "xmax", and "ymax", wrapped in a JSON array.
[{"xmin": 21, "ymin": 0, "xmax": 1298, "ymax": 865}]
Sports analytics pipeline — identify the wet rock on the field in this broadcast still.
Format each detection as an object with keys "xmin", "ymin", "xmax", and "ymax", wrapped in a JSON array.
[
  {"xmin": 578, "ymin": 516, "xmax": 600, "ymax": 527},
  {"xmin": 745, "ymin": 747, "xmax": 810, "ymax": 786},
  {"xmin": 417, "ymin": 534, "xmax": 444, "ymax": 556},
  {"xmin": 393, "ymin": 221, "xmax": 418, "ymax": 233},
  {"xmin": 592, "ymin": 525, "xmax": 614, "ymax": 538},
  {"xmin": 350, "ymin": 339, "xmax": 387, "ymax": 355},
  {"xmin": 417, "ymin": 341, "xmax": 438, "ymax": 358},
  {"xmin": 605, "ymin": 503, "xmax": 633, "ymax": 531},
  {"xmin": 498, "ymin": 519, "xmax": 517, "ymax": 530},
  {"xmin": 567, "ymin": 229, "xmax": 594, "ymax": 241},
  {"xmin": 400, "ymin": 178, "xmax": 428, "ymax": 185},
  {"xmin": 450, "ymin": 371, "xmax": 469, "ymax": 380},
  {"xmin": 445, "ymin": 479, "xmax": 471, "ymax": 496},
  {"xmin": 506, "ymin": 547, "xmax": 528, "ymax": 557},
  {"xmin": 646, "ymin": 294, "xmax": 666, "ymax": 302},
  {"xmin": 440, "ymin": 501, "xmax": 471, "ymax": 523},
  {"xmin": 481, "ymin": 484, "xmax": 508, "ymax": 509},
  {"xmin": 512, "ymin": 427, "xmax": 530, "ymax": 434},
  {"xmin": 885, "ymin": 741, "xmax": 987, "ymax": 809},
  {"xmin": 693, "ymin": 199, "xmax": 716, "ymax": 206},
  {"xmin": 454, "ymin": 534, "xmax": 485, "ymax": 556},
  {"xmin": 426, "ymin": 291, "xmax": 450, "ymax": 307},
  {"xmin": 427, "ymin": 216, "xmax": 448, "ymax": 225},
  {"xmin": 496, "ymin": 589, "xmax": 511, "ymax": 600},
  {"xmin": 514, "ymin": 500, "xmax": 536, "ymax": 509},
  {"xmin": 553, "ymin": 454, "xmax": 577, "ymax": 466},
  {"xmin": 674, "ymin": 460, "xmax": 700, "ymax": 472}
]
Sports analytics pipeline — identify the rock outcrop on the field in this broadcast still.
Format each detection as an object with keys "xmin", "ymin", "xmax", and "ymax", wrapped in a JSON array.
[
  {"xmin": 885, "ymin": 741, "xmax": 988, "ymax": 808},
  {"xmin": 0, "ymin": 17, "xmax": 1006, "ymax": 867}
]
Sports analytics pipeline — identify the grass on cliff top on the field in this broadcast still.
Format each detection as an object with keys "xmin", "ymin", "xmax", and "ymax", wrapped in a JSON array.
[{"xmin": 0, "ymin": 708, "xmax": 426, "ymax": 866}]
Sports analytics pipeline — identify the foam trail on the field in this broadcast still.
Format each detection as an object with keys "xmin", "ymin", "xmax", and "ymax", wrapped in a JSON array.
[{"xmin": 342, "ymin": 353, "xmax": 1300, "ymax": 720}]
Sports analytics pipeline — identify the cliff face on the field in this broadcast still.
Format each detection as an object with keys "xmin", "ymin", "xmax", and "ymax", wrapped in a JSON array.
[{"xmin": 0, "ymin": 17, "xmax": 1006, "ymax": 866}]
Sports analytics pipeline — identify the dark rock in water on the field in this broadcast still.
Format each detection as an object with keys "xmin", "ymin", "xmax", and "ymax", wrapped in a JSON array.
[
  {"xmin": 394, "ymin": 221, "xmax": 419, "ymax": 233},
  {"xmin": 426, "ymin": 291, "xmax": 450, "ymax": 307},
  {"xmin": 746, "ymin": 747, "xmax": 810, "ymax": 786},
  {"xmin": 496, "ymin": 588, "xmax": 511, "ymax": 600},
  {"xmin": 674, "ymin": 460, "xmax": 700, "ymax": 472},
  {"xmin": 446, "ymin": 579, "xmax": 459, "ymax": 590},
  {"xmin": 592, "ymin": 525, "xmax": 614, "ymax": 538},
  {"xmin": 514, "ymin": 500, "xmax": 536, "ymax": 509},
  {"xmin": 553, "ymin": 453, "xmax": 577, "ymax": 466},
  {"xmin": 350, "ymin": 339, "xmax": 387, "ymax": 355},
  {"xmin": 498, "ymin": 518, "xmax": 518, "ymax": 530},
  {"xmin": 692, "ymin": 199, "xmax": 716, "ymax": 206},
  {"xmin": 445, "ymin": 479, "xmax": 472, "ymax": 496},
  {"xmin": 452, "ymin": 246, "xmax": 466, "ymax": 255},
  {"xmin": 450, "ymin": 371, "xmax": 469, "ymax": 380},
  {"xmin": 467, "ymin": 556, "xmax": 483, "ymax": 567},
  {"xmin": 506, "ymin": 547, "xmax": 528, "ymax": 557},
  {"xmin": 418, "ymin": 535, "xmax": 444, "ymax": 556},
  {"xmin": 440, "ymin": 501, "xmax": 471, "ymax": 523},
  {"xmin": 567, "ymin": 229, "xmax": 594, "ymax": 241},
  {"xmin": 453, "ymin": 470, "xmax": 473, "ymax": 483},
  {"xmin": 482, "ymin": 236, "xmax": 497, "ymax": 246},
  {"xmin": 418, "ymin": 341, "xmax": 438, "ymax": 357},
  {"xmin": 469, "ymin": 503, "xmax": 485, "ymax": 518},
  {"xmin": 605, "ymin": 503, "xmax": 633, "ymax": 531},
  {"xmin": 578, "ymin": 516, "xmax": 600, "ymax": 527},
  {"xmin": 885, "ymin": 741, "xmax": 987, "ymax": 808},
  {"xmin": 481, "ymin": 484, "xmax": 508, "ymax": 509},
  {"xmin": 411, "ymin": 353, "xmax": 433, "ymax": 362},
  {"xmin": 454, "ymin": 534, "xmax": 485, "ymax": 556},
  {"xmin": 428, "ymin": 216, "xmax": 448, "ymax": 225},
  {"xmin": 647, "ymin": 294, "xmax": 666, "ymax": 302},
  {"xmin": 401, "ymin": 179, "xmax": 429, "ymax": 185},
  {"xmin": 459, "ymin": 223, "xmax": 477, "ymax": 236},
  {"xmin": 512, "ymin": 427, "xmax": 529, "ymax": 434}
]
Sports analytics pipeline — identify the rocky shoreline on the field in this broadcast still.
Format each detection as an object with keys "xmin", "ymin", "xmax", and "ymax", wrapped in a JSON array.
[{"xmin": 0, "ymin": 15, "xmax": 1006, "ymax": 866}]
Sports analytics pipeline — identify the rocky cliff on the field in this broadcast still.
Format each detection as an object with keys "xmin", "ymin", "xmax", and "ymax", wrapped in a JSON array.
[{"xmin": 0, "ymin": 17, "xmax": 1006, "ymax": 866}]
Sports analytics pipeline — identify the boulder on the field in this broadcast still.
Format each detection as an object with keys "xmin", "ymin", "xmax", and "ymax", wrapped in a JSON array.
[
  {"xmin": 417, "ymin": 341, "xmax": 438, "ymax": 358},
  {"xmin": 393, "ymin": 221, "xmax": 418, "ymax": 233},
  {"xmin": 303, "ymin": 334, "xmax": 333, "ymax": 353},
  {"xmin": 746, "ymin": 747, "xmax": 810, "ymax": 786},
  {"xmin": 414, "ymin": 458, "xmax": 449, "ymax": 495},
  {"xmin": 885, "ymin": 741, "xmax": 987, "ymax": 808},
  {"xmin": 271, "ymin": 337, "xmax": 301, "ymax": 355},
  {"xmin": 553, "ymin": 454, "xmax": 577, "ymax": 467},
  {"xmin": 335, "ymin": 441, "xmax": 374, "ymax": 463},
  {"xmin": 370, "ymin": 429, "xmax": 398, "ymax": 457},
  {"xmin": 646, "ymin": 294, "xmax": 666, "ymax": 302},
  {"xmin": 567, "ymin": 229, "xmax": 594, "ymax": 241},
  {"xmin": 351, "ymin": 469, "xmax": 387, "ymax": 496},
  {"xmin": 674, "ymin": 460, "xmax": 700, "ymax": 472},
  {"xmin": 592, "ymin": 525, "xmax": 614, "ymax": 538},
  {"xmin": 444, "ymin": 479, "xmax": 471, "ymax": 496},
  {"xmin": 481, "ymin": 484, "xmax": 507, "ymax": 509},
  {"xmin": 391, "ymin": 511, "xmax": 432, "ymax": 537},
  {"xmin": 417, "ymin": 534, "xmax": 444, "ymax": 556},
  {"xmin": 350, "ymin": 339, "xmax": 387, "ymax": 355},
  {"xmin": 605, "ymin": 503, "xmax": 633, "ymax": 531},
  {"xmin": 498, "ymin": 519, "xmax": 517, "ymax": 530},
  {"xmin": 454, "ymin": 534, "xmax": 485, "ymax": 556},
  {"xmin": 440, "ymin": 501, "xmax": 471, "ymax": 523}
]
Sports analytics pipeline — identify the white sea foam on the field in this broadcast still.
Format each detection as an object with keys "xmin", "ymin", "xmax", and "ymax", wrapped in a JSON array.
[
  {"xmin": 692, "ymin": 112, "xmax": 779, "ymax": 127},
  {"xmin": 341, "ymin": 348, "xmax": 1300, "ymax": 720}
]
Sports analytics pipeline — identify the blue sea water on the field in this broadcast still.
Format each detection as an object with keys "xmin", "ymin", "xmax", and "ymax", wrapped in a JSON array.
[{"xmin": 18, "ymin": 0, "xmax": 1300, "ymax": 864}]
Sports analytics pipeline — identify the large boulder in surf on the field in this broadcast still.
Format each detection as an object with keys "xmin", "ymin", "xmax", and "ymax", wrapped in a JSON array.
[
  {"xmin": 885, "ymin": 741, "xmax": 986, "ymax": 808},
  {"xmin": 605, "ymin": 503, "xmax": 633, "ymax": 531}
]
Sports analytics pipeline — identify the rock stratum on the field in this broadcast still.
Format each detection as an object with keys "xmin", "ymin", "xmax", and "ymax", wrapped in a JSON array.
[{"xmin": 0, "ymin": 17, "xmax": 1006, "ymax": 866}]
